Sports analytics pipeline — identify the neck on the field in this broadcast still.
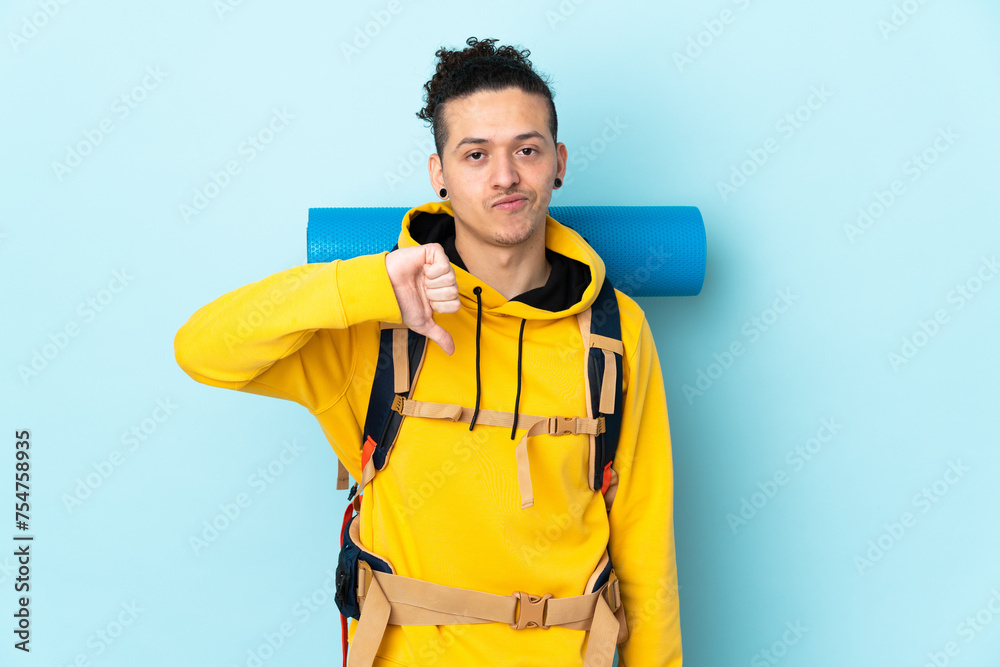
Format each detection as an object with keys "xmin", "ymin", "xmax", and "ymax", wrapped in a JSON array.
[{"xmin": 454, "ymin": 224, "xmax": 551, "ymax": 301}]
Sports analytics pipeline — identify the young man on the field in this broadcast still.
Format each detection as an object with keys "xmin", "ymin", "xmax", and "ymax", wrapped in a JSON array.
[{"xmin": 174, "ymin": 37, "xmax": 682, "ymax": 666}]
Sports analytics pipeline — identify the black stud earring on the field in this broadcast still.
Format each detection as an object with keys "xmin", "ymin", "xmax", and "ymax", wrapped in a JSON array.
[
  {"xmin": 439, "ymin": 188, "xmax": 447, "ymax": 198},
  {"xmin": 554, "ymin": 178, "xmax": 562, "ymax": 189}
]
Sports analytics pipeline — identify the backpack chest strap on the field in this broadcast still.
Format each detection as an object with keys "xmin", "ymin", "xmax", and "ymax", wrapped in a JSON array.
[
  {"xmin": 360, "ymin": 395, "xmax": 604, "ymax": 509},
  {"xmin": 356, "ymin": 278, "xmax": 624, "ymax": 512}
]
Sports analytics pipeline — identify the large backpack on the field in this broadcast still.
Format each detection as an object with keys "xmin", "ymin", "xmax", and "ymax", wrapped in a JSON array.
[{"xmin": 333, "ymin": 246, "xmax": 628, "ymax": 666}]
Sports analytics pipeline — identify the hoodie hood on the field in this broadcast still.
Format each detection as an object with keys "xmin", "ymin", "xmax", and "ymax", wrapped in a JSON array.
[
  {"xmin": 397, "ymin": 199, "xmax": 607, "ymax": 434},
  {"xmin": 398, "ymin": 200, "xmax": 603, "ymax": 319}
]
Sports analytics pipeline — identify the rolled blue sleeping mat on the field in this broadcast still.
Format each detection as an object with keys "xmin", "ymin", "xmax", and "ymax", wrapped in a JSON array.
[{"xmin": 307, "ymin": 205, "xmax": 706, "ymax": 297}]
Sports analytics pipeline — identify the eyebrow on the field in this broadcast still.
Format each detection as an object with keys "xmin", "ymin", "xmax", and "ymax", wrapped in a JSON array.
[{"xmin": 453, "ymin": 131, "xmax": 546, "ymax": 151}]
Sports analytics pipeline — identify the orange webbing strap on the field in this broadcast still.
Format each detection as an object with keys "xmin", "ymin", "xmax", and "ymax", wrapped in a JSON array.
[
  {"xmin": 358, "ymin": 435, "xmax": 378, "ymax": 489},
  {"xmin": 602, "ymin": 467, "xmax": 619, "ymax": 513},
  {"xmin": 348, "ymin": 567, "xmax": 625, "ymax": 667},
  {"xmin": 389, "ymin": 395, "xmax": 604, "ymax": 509}
]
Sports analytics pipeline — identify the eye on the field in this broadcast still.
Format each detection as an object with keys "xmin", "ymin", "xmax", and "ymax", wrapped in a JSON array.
[
  {"xmin": 468, "ymin": 151, "xmax": 484, "ymax": 160},
  {"xmin": 521, "ymin": 147, "xmax": 536, "ymax": 156}
]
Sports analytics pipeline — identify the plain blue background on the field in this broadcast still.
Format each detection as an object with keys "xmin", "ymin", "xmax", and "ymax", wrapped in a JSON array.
[{"xmin": 2, "ymin": 1, "xmax": 999, "ymax": 665}]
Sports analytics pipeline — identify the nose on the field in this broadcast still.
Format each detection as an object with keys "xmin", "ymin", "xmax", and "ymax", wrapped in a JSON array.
[{"xmin": 490, "ymin": 151, "xmax": 519, "ymax": 191}]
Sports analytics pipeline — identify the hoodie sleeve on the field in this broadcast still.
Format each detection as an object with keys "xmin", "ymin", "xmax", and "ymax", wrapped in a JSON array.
[
  {"xmin": 173, "ymin": 251, "xmax": 404, "ymax": 475},
  {"xmin": 608, "ymin": 316, "xmax": 683, "ymax": 666}
]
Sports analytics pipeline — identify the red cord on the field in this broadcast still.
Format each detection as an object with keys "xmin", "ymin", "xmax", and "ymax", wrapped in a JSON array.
[
  {"xmin": 341, "ymin": 614, "xmax": 348, "ymax": 667},
  {"xmin": 340, "ymin": 498, "xmax": 355, "ymax": 543}
]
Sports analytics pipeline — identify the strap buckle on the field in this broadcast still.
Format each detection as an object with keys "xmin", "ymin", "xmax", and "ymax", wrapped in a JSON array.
[
  {"xmin": 509, "ymin": 591, "xmax": 553, "ymax": 630},
  {"xmin": 547, "ymin": 416, "xmax": 576, "ymax": 436},
  {"xmin": 391, "ymin": 395, "xmax": 404, "ymax": 414}
]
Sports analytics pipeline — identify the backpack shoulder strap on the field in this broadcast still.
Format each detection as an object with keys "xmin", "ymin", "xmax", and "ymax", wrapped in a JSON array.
[
  {"xmin": 354, "ymin": 242, "xmax": 430, "ymax": 489},
  {"xmin": 335, "ymin": 243, "xmax": 428, "ymax": 490},
  {"xmin": 580, "ymin": 276, "xmax": 624, "ymax": 507},
  {"xmin": 361, "ymin": 323, "xmax": 428, "ymax": 479}
]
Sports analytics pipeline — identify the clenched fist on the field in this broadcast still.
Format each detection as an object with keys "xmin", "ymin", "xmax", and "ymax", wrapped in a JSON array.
[{"xmin": 384, "ymin": 243, "xmax": 461, "ymax": 355}]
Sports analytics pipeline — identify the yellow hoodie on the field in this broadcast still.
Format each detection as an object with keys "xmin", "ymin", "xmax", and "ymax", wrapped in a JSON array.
[{"xmin": 173, "ymin": 200, "xmax": 682, "ymax": 666}]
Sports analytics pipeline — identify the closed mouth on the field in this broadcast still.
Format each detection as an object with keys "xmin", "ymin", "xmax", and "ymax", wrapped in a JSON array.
[{"xmin": 493, "ymin": 196, "xmax": 527, "ymax": 207}]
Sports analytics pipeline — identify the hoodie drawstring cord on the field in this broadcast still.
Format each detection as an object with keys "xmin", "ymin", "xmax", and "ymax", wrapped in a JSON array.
[
  {"xmin": 469, "ymin": 286, "xmax": 483, "ymax": 430},
  {"xmin": 511, "ymin": 318, "xmax": 526, "ymax": 440},
  {"xmin": 469, "ymin": 286, "xmax": 527, "ymax": 440}
]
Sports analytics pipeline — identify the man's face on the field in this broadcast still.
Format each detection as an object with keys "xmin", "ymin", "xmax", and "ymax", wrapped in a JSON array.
[{"xmin": 429, "ymin": 86, "xmax": 567, "ymax": 249}]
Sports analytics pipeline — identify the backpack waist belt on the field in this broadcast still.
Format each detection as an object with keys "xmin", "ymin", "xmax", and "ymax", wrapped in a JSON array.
[{"xmin": 345, "ymin": 517, "xmax": 628, "ymax": 667}]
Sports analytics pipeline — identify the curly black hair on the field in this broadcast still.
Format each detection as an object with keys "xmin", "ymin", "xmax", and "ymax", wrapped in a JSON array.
[{"xmin": 416, "ymin": 37, "xmax": 557, "ymax": 160}]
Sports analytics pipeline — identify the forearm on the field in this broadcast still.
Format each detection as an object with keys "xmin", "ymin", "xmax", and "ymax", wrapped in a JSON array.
[{"xmin": 174, "ymin": 252, "xmax": 402, "ymax": 407}]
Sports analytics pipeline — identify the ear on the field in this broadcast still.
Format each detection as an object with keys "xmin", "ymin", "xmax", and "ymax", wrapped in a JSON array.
[
  {"xmin": 555, "ymin": 142, "xmax": 568, "ymax": 183},
  {"xmin": 429, "ymin": 153, "xmax": 445, "ymax": 194}
]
